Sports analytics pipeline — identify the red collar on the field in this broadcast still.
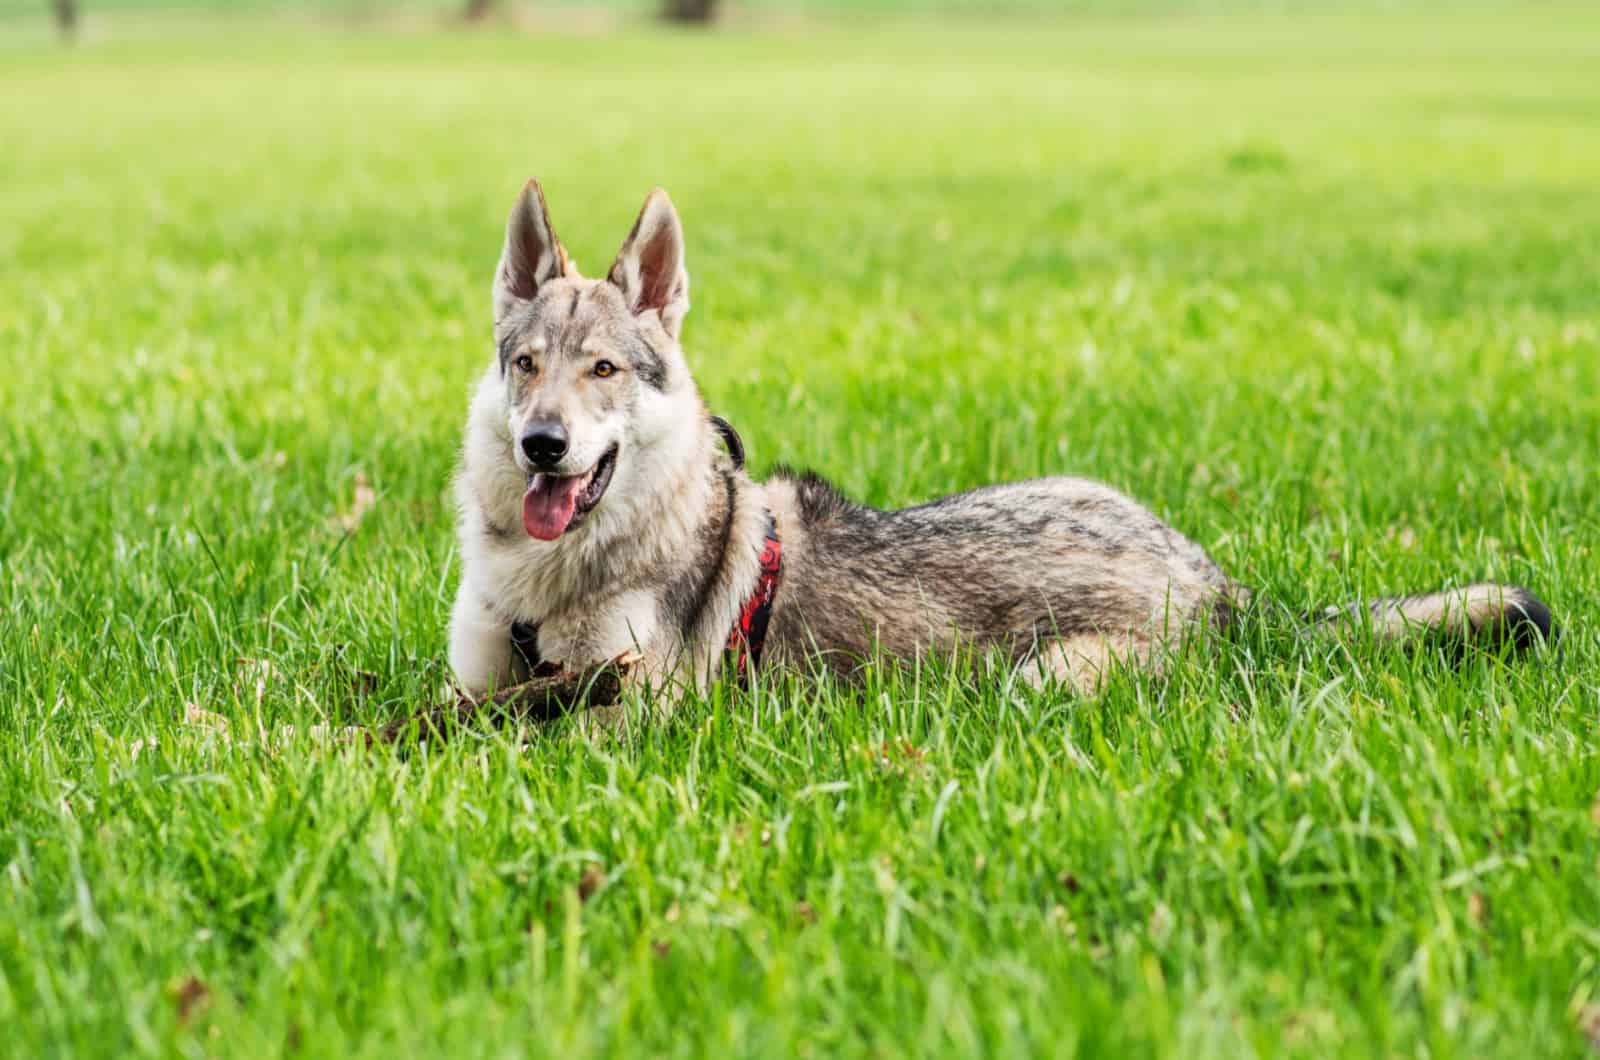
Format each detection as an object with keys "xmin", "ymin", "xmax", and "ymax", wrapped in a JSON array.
[{"xmin": 724, "ymin": 513, "xmax": 782, "ymax": 678}]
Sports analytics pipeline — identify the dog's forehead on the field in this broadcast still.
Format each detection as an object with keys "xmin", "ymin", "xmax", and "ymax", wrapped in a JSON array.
[{"xmin": 500, "ymin": 279, "xmax": 631, "ymax": 352}]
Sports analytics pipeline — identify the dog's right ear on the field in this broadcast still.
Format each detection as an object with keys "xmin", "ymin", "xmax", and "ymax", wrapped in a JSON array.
[{"xmin": 493, "ymin": 179, "xmax": 566, "ymax": 324}]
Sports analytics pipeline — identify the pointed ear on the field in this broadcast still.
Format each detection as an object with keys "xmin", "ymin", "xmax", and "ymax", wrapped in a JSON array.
[
  {"xmin": 494, "ymin": 179, "xmax": 567, "ymax": 324},
  {"xmin": 606, "ymin": 188, "xmax": 690, "ymax": 340}
]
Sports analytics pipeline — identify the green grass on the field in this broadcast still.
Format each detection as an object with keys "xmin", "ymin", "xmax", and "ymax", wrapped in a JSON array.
[{"xmin": 4, "ymin": 8, "xmax": 1600, "ymax": 1057}]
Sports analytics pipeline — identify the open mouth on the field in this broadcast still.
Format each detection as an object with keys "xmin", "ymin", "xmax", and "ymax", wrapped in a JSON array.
[{"xmin": 521, "ymin": 444, "xmax": 618, "ymax": 541}]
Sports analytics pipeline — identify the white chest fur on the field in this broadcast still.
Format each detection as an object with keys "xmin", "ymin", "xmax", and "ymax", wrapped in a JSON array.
[{"xmin": 533, "ymin": 588, "xmax": 662, "ymax": 666}]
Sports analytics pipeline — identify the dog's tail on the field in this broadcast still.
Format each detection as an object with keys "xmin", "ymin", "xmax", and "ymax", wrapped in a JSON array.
[{"xmin": 1306, "ymin": 582, "xmax": 1555, "ymax": 657}]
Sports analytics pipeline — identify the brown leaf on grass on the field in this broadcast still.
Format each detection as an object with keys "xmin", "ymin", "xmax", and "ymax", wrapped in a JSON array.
[
  {"xmin": 1148, "ymin": 902, "xmax": 1173, "ymax": 942},
  {"xmin": 1385, "ymin": 525, "xmax": 1417, "ymax": 549},
  {"xmin": 578, "ymin": 865, "xmax": 603, "ymax": 903},
  {"xmin": 338, "ymin": 471, "xmax": 376, "ymax": 533},
  {"xmin": 234, "ymin": 657, "xmax": 275, "ymax": 707},
  {"xmin": 1468, "ymin": 893, "xmax": 1489, "ymax": 925},
  {"xmin": 184, "ymin": 703, "xmax": 231, "ymax": 733},
  {"xmin": 857, "ymin": 740, "xmax": 929, "ymax": 778},
  {"xmin": 1047, "ymin": 904, "xmax": 1077, "ymax": 937},
  {"xmin": 1577, "ymin": 1004, "xmax": 1600, "ymax": 1053},
  {"xmin": 172, "ymin": 976, "xmax": 211, "ymax": 1026}
]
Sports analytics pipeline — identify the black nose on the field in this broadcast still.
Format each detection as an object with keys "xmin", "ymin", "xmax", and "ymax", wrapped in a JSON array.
[{"xmin": 520, "ymin": 420, "xmax": 569, "ymax": 468}]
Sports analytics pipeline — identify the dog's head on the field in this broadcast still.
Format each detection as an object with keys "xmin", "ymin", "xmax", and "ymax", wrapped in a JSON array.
[{"xmin": 490, "ymin": 180, "xmax": 694, "ymax": 541}]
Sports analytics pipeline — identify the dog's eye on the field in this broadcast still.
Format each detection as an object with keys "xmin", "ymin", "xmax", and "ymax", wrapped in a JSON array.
[
  {"xmin": 593, "ymin": 360, "xmax": 617, "ymax": 379},
  {"xmin": 513, "ymin": 355, "xmax": 534, "ymax": 374}
]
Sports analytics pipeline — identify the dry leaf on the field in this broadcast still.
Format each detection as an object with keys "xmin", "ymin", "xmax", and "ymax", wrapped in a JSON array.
[
  {"xmin": 172, "ymin": 976, "xmax": 211, "ymax": 1026},
  {"xmin": 235, "ymin": 657, "xmax": 275, "ymax": 707},
  {"xmin": 1385, "ymin": 525, "xmax": 1417, "ymax": 549},
  {"xmin": 1577, "ymin": 1003, "xmax": 1600, "ymax": 1053},
  {"xmin": 338, "ymin": 471, "xmax": 376, "ymax": 532},
  {"xmin": 578, "ymin": 865, "xmax": 603, "ymax": 903},
  {"xmin": 1149, "ymin": 902, "xmax": 1173, "ymax": 941},
  {"xmin": 184, "ymin": 703, "xmax": 231, "ymax": 733}
]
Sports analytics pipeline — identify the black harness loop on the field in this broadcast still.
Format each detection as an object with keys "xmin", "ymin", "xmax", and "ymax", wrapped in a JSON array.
[{"xmin": 710, "ymin": 415, "xmax": 745, "ymax": 470}]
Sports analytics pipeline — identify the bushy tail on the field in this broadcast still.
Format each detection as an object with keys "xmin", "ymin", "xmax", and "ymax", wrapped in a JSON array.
[{"xmin": 1310, "ymin": 583, "xmax": 1555, "ymax": 657}]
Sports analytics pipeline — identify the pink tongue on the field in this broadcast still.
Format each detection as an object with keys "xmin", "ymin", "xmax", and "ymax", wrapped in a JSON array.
[{"xmin": 522, "ymin": 475, "xmax": 584, "ymax": 541}]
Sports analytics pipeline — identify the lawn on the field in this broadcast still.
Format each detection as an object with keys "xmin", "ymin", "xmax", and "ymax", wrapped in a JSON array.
[{"xmin": 2, "ymin": 6, "xmax": 1599, "ymax": 1057}]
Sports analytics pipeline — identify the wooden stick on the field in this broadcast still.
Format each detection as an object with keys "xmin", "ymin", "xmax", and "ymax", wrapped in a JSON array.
[{"xmin": 374, "ymin": 656, "xmax": 637, "ymax": 745}]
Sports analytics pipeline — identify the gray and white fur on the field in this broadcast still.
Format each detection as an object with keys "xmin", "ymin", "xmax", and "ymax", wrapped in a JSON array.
[{"xmin": 449, "ymin": 180, "xmax": 1554, "ymax": 707}]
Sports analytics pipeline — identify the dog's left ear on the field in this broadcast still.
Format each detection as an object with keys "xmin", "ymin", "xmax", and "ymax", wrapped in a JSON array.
[{"xmin": 607, "ymin": 188, "xmax": 690, "ymax": 340}]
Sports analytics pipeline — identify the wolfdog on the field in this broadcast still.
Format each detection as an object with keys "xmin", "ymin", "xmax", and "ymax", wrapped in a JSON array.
[{"xmin": 447, "ymin": 180, "xmax": 1552, "ymax": 713}]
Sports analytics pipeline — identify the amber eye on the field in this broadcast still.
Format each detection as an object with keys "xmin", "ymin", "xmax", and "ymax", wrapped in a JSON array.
[
  {"xmin": 513, "ymin": 354, "xmax": 534, "ymax": 374},
  {"xmin": 593, "ymin": 360, "xmax": 617, "ymax": 379}
]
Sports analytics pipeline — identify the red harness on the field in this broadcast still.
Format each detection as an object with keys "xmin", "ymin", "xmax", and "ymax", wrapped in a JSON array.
[{"xmin": 723, "ymin": 514, "xmax": 783, "ymax": 678}]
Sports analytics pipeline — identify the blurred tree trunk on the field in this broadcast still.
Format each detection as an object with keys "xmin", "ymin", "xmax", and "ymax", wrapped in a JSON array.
[
  {"xmin": 663, "ymin": 0, "xmax": 718, "ymax": 23},
  {"xmin": 53, "ymin": 0, "xmax": 78, "ymax": 39},
  {"xmin": 463, "ymin": 0, "xmax": 494, "ymax": 20}
]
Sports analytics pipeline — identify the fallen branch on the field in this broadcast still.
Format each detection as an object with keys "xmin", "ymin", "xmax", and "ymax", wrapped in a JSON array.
[
  {"xmin": 166, "ymin": 655, "xmax": 638, "ymax": 754},
  {"xmin": 374, "ymin": 655, "xmax": 637, "ymax": 745}
]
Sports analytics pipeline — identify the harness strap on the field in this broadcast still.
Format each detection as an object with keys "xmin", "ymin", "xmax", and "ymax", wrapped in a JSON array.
[
  {"xmin": 724, "ymin": 513, "xmax": 783, "ymax": 679},
  {"xmin": 710, "ymin": 415, "xmax": 745, "ymax": 470},
  {"xmin": 509, "ymin": 621, "xmax": 541, "ymax": 670}
]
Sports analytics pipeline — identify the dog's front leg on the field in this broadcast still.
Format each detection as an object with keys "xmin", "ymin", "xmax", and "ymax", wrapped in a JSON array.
[{"xmin": 447, "ymin": 581, "xmax": 520, "ymax": 697}]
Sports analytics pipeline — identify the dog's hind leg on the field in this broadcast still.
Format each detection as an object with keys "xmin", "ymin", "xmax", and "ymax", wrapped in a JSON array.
[{"xmin": 1018, "ymin": 631, "xmax": 1159, "ymax": 696}]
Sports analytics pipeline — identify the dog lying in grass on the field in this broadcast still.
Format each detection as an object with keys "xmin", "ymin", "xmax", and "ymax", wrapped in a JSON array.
[{"xmin": 437, "ymin": 179, "xmax": 1553, "ymax": 727}]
